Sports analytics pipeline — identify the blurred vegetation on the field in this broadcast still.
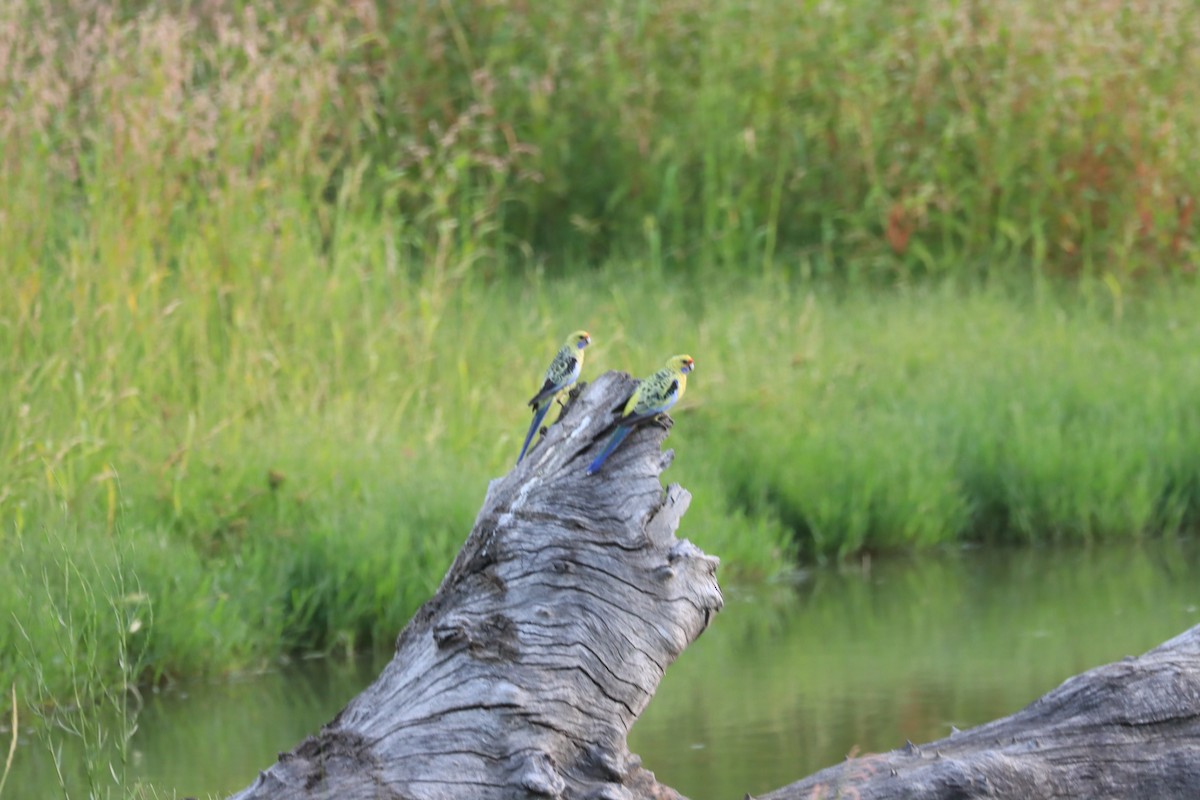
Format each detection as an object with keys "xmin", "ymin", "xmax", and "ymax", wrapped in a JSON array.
[
  {"xmin": 2, "ymin": 0, "xmax": 1200, "ymax": 728},
  {"xmin": 4, "ymin": 0, "xmax": 1198, "ymax": 277}
]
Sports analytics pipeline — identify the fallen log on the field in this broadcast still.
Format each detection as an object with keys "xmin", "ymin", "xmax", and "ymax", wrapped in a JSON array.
[
  {"xmin": 229, "ymin": 371, "xmax": 723, "ymax": 800},
  {"xmin": 754, "ymin": 625, "xmax": 1200, "ymax": 800},
  {"xmin": 229, "ymin": 370, "xmax": 1200, "ymax": 800}
]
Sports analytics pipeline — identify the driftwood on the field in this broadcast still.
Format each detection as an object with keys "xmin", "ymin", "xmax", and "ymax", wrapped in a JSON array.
[
  {"xmin": 756, "ymin": 624, "xmax": 1200, "ymax": 800},
  {"xmin": 229, "ymin": 369, "xmax": 1200, "ymax": 800},
  {"xmin": 230, "ymin": 371, "xmax": 723, "ymax": 800}
]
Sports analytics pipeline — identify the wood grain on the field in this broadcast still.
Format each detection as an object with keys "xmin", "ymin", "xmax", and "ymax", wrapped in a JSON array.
[{"xmin": 229, "ymin": 372, "xmax": 722, "ymax": 800}]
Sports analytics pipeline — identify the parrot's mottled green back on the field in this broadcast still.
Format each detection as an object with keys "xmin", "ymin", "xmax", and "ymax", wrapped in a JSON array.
[
  {"xmin": 587, "ymin": 354, "xmax": 694, "ymax": 474},
  {"xmin": 529, "ymin": 332, "xmax": 589, "ymax": 409},
  {"xmin": 517, "ymin": 330, "xmax": 592, "ymax": 464},
  {"xmin": 620, "ymin": 354, "xmax": 692, "ymax": 422}
]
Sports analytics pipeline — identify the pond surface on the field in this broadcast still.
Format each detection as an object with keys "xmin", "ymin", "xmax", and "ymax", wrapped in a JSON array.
[{"xmin": 10, "ymin": 540, "xmax": 1200, "ymax": 799}]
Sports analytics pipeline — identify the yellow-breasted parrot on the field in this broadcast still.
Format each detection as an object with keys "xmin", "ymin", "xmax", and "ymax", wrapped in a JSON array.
[
  {"xmin": 587, "ymin": 354, "xmax": 694, "ymax": 475},
  {"xmin": 517, "ymin": 330, "xmax": 592, "ymax": 464}
]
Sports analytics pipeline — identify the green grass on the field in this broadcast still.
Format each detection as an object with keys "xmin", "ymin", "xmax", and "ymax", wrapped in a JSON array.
[
  {"xmin": 708, "ymin": 279, "xmax": 1200, "ymax": 556},
  {"xmin": 5, "ymin": 270, "xmax": 1200, "ymax": 711},
  {"xmin": 3, "ymin": 0, "xmax": 1200, "ymax": 742}
]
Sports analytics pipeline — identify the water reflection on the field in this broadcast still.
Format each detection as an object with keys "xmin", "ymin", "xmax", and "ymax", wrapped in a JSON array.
[
  {"xmin": 631, "ymin": 541, "xmax": 1200, "ymax": 799},
  {"xmin": 10, "ymin": 541, "xmax": 1200, "ymax": 799}
]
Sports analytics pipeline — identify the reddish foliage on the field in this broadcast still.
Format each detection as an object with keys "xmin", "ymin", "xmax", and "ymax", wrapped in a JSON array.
[{"xmin": 886, "ymin": 202, "xmax": 913, "ymax": 255}]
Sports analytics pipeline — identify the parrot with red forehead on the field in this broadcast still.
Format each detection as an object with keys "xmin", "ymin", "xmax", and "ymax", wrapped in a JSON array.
[{"xmin": 587, "ymin": 354, "xmax": 694, "ymax": 475}]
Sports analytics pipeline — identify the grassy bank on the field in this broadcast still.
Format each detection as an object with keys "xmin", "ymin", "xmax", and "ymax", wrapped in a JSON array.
[
  {"xmin": 3, "ymin": 0, "xmax": 1200, "ymax": 742},
  {"xmin": 5, "ymin": 269, "xmax": 1200, "ymax": 710}
]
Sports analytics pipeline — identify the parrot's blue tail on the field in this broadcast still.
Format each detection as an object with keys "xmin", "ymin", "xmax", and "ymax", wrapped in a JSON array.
[
  {"xmin": 517, "ymin": 402, "xmax": 552, "ymax": 464},
  {"xmin": 586, "ymin": 425, "xmax": 632, "ymax": 475}
]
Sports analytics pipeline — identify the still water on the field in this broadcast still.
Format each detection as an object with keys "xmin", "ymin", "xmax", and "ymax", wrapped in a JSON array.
[{"xmin": 10, "ymin": 540, "xmax": 1200, "ymax": 799}]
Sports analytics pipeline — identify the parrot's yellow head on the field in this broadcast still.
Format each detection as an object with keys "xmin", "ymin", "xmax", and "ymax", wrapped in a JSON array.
[
  {"xmin": 567, "ymin": 330, "xmax": 592, "ymax": 351},
  {"xmin": 667, "ymin": 354, "xmax": 695, "ymax": 374}
]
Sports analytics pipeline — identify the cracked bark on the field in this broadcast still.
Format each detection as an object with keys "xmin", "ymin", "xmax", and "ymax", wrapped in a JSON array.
[{"xmin": 228, "ymin": 371, "xmax": 723, "ymax": 800}]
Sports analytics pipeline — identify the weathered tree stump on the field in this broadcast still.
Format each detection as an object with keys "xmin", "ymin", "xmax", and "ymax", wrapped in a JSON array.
[
  {"xmin": 229, "ymin": 371, "xmax": 723, "ymax": 800},
  {"xmin": 755, "ymin": 624, "xmax": 1200, "ymax": 800}
]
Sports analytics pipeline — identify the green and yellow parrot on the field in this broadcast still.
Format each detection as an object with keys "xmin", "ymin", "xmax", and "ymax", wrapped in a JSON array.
[
  {"xmin": 517, "ymin": 330, "xmax": 592, "ymax": 464},
  {"xmin": 587, "ymin": 354, "xmax": 694, "ymax": 475}
]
